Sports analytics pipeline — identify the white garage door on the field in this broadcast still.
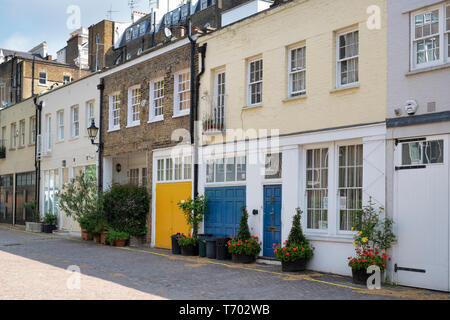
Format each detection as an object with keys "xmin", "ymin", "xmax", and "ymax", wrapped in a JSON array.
[{"xmin": 393, "ymin": 135, "xmax": 449, "ymax": 292}]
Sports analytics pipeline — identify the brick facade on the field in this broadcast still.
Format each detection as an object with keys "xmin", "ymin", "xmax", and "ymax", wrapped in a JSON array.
[
  {"xmin": 101, "ymin": 41, "xmax": 197, "ymax": 244},
  {"xmin": 88, "ymin": 20, "xmax": 115, "ymax": 72}
]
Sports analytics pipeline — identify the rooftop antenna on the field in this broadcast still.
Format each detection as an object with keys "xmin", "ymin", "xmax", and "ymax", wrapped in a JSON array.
[
  {"xmin": 128, "ymin": 0, "xmax": 141, "ymax": 21},
  {"xmin": 106, "ymin": 4, "xmax": 119, "ymax": 20}
]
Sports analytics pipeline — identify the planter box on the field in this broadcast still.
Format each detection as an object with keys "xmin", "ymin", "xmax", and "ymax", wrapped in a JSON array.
[
  {"xmin": 25, "ymin": 222, "xmax": 42, "ymax": 233},
  {"xmin": 281, "ymin": 258, "xmax": 307, "ymax": 272},
  {"xmin": 180, "ymin": 244, "xmax": 199, "ymax": 256},
  {"xmin": 171, "ymin": 234, "xmax": 181, "ymax": 254},
  {"xmin": 231, "ymin": 253, "xmax": 256, "ymax": 264},
  {"xmin": 43, "ymin": 224, "xmax": 57, "ymax": 234}
]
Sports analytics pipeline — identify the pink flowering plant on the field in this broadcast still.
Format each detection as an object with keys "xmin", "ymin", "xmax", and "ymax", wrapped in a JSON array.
[{"xmin": 273, "ymin": 208, "xmax": 315, "ymax": 262}]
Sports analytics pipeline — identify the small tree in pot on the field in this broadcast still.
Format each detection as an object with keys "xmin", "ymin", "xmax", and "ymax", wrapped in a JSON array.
[
  {"xmin": 177, "ymin": 195, "xmax": 207, "ymax": 256},
  {"xmin": 227, "ymin": 207, "xmax": 261, "ymax": 264},
  {"xmin": 43, "ymin": 211, "xmax": 58, "ymax": 233},
  {"xmin": 274, "ymin": 208, "xmax": 315, "ymax": 272}
]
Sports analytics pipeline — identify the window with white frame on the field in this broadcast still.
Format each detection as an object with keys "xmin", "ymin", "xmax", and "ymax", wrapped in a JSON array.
[
  {"xmin": 206, "ymin": 156, "xmax": 246, "ymax": 184},
  {"xmin": 201, "ymin": 0, "xmax": 215, "ymax": 10},
  {"xmin": 337, "ymin": 30, "xmax": 359, "ymax": 87},
  {"xmin": 45, "ymin": 115, "xmax": 51, "ymax": 152},
  {"xmin": 156, "ymin": 156, "xmax": 192, "ymax": 182},
  {"xmin": 213, "ymin": 70, "xmax": 225, "ymax": 129},
  {"xmin": 19, "ymin": 120, "xmax": 25, "ymax": 147},
  {"xmin": 338, "ymin": 145, "xmax": 363, "ymax": 231},
  {"xmin": 149, "ymin": 78, "xmax": 164, "ymax": 121},
  {"xmin": 63, "ymin": 75, "xmax": 71, "ymax": 84},
  {"xmin": 411, "ymin": 4, "xmax": 450, "ymax": 69},
  {"xmin": 128, "ymin": 86, "xmax": 141, "ymax": 126},
  {"xmin": 86, "ymin": 101, "xmax": 95, "ymax": 134},
  {"xmin": 10, "ymin": 124, "xmax": 16, "ymax": 149},
  {"xmin": 0, "ymin": 82, "xmax": 6, "ymax": 104},
  {"xmin": 57, "ymin": 111, "xmax": 64, "ymax": 141},
  {"xmin": 288, "ymin": 46, "xmax": 306, "ymax": 97},
  {"xmin": 2, "ymin": 126, "xmax": 6, "ymax": 148},
  {"xmin": 401, "ymin": 140, "xmax": 444, "ymax": 165},
  {"xmin": 265, "ymin": 153, "xmax": 282, "ymax": 179},
  {"xmin": 248, "ymin": 58, "xmax": 263, "ymax": 106},
  {"xmin": 109, "ymin": 93, "xmax": 121, "ymax": 130},
  {"xmin": 29, "ymin": 116, "xmax": 36, "ymax": 145},
  {"xmin": 174, "ymin": 70, "xmax": 190, "ymax": 116},
  {"xmin": 71, "ymin": 106, "xmax": 79, "ymax": 138},
  {"xmin": 39, "ymin": 72, "xmax": 47, "ymax": 85},
  {"xmin": 306, "ymin": 148, "xmax": 329, "ymax": 230},
  {"xmin": 129, "ymin": 168, "xmax": 139, "ymax": 185}
]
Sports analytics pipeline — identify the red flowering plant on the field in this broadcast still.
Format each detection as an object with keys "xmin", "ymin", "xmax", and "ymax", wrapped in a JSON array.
[
  {"xmin": 273, "ymin": 208, "xmax": 315, "ymax": 262},
  {"xmin": 177, "ymin": 233, "xmax": 199, "ymax": 247},
  {"xmin": 227, "ymin": 207, "xmax": 262, "ymax": 257},
  {"xmin": 227, "ymin": 235, "xmax": 262, "ymax": 256},
  {"xmin": 347, "ymin": 248, "xmax": 391, "ymax": 272}
]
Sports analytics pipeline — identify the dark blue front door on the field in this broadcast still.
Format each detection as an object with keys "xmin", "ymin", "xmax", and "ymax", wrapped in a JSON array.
[
  {"xmin": 204, "ymin": 186, "xmax": 246, "ymax": 237},
  {"xmin": 263, "ymin": 185, "xmax": 282, "ymax": 257}
]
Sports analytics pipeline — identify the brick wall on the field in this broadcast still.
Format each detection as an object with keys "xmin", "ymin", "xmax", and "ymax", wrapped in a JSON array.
[
  {"xmin": 88, "ymin": 20, "xmax": 115, "ymax": 72},
  {"xmin": 101, "ymin": 41, "xmax": 198, "ymax": 244}
]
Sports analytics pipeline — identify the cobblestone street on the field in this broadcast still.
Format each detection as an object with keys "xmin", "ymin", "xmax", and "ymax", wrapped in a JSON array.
[{"xmin": 1, "ymin": 226, "xmax": 449, "ymax": 300}]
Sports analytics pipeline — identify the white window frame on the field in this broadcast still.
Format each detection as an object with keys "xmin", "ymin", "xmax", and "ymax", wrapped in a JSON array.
[
  {"xmin": 205, "ymin": 155, "xmax": 247, "ymax": 185},
  {"xmin": 56, "ymin": 110, "xmax": 64, "ymax": 142},
  {"xmin": 213, "ymin": 69, "xmax": 226, "ymax": 129},
  {"xmin": 29, "ymin": 116, "xmax": 36, "ymax": 145},
  {"xmin": 247, "ymin": 58, "xmax": 263, "ymax": 107},
  {"xmin": 288, "ymin": 46, "xmax": 306, "ymax": 97},
  {"xmin": 109, "ymin": 92, "xmax": 121, "ymax": 131},
  {"xmin": 127, "ymin": 85, "xmax": 141, "ymax": 127},
  {"xmin": 38, "ymin": 71, "xmax": 47, "ymax": 86},
  {"xmin": 63, "ymin": 74, "xmax": 72, "ymax": 84},
  {"xmin": 336, "ymin": 29, "xmax": 359, "ymax": 88},
  {"xmin": 85, "ymin": 101, "xmax": 95, "ymax": 136},
  {"xmin": 19, "ymin": 120, "xmax": 25, "ymax": 147},
  {"xmin": 173, "ymin": 69, "xmax": 190, "ymax": 117},
  {"xmin": 155, "ymin": 156, "xmax": 193, "ymax": 183},
  {"xmin": 149, "ymin": 78, "xmax": 164, "ymax": 122},
  {"xmin": 70, "ymin": 105, "xmax": 79, "ymax": 138},
  {"xmin": 45, "ymin": 115, "xmax": 52, "ymax": 152},
  {"xmin": 10, "ymin": 123, "xmax": 16, "ymax": 149},
  {"xmin": 0, "ymin": 82, "xmax": 6, "ymax": 104},
  {"xmin": 411, "ymin": 3, "xmax": 450, "ymax": 70}
]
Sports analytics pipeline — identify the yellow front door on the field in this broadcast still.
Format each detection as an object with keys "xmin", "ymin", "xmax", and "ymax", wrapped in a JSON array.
[{"xmin": 155, "ymin": 182, "xmax": 192, "ymax": 249}]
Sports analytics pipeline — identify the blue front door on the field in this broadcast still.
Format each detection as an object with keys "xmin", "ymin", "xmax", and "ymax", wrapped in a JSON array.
[
  {"xmin": 204, "ymin": 186, "xmax": 246, "ymax": 237},
  {"xmin": 263, "ymin": 185, "xmax": 282, "ymax": 257}
]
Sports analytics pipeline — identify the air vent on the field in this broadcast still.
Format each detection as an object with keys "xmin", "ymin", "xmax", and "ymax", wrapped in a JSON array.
[{"xmin": 427, "ymin": 102, "xmax": 436, "ymax": 112}]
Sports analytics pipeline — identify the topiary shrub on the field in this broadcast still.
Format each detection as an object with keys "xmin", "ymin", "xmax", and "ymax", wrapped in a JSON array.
[
  {"xmin": 286, "ymin": 207, "xmax": 307, "ymax": 246},
  {"xmin": 102, "ymin": 183, "xmax": 149, "ymax": 237},
  {"xmin": 236, "ymin": 206, "xmax": 251, "ymax": 241}
]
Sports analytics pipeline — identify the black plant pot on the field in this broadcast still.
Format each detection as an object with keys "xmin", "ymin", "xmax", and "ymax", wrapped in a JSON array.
[
  {"xmin": 180, "ymin": 244, "xmax": 199, "ymax": 256},
  {"xmin": 43, "ymin": 224, "xmax": 56, "ymax": 234},
  {"xmin": 171, "ymin": 234, "xmax": 181, "ymax": 254},
  {"xmin": 281, "ymin": 258, "xmax": 307, "ymax": 272},
  {"xmin": 352, "ymin": 268, "xmax": 370, "ymax": 285},
  {"xmin": 231, "ymin": 253, "xmax": 256, "ymax": 264}
]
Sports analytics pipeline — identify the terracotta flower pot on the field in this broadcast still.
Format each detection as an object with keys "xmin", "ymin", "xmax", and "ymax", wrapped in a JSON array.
[
  {"xmin": 81, "ymin": 229, "xmax": 89, "ymax": 241},
  {"xmin": 93, "ymin": 234, "xmax": 101, "ymax": 244},
  {"xmin": 101, "ymin": 232, "xmax": 108, "ymax": 245},
  {"xmin": 115, "ymin": 239, "xmax": 126, "ymax": 247}
]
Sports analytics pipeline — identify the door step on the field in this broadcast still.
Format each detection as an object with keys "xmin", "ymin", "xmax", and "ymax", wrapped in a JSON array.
[{"xmin": 257, "ymin": 256, "xmax": 281, "ymax": 266}]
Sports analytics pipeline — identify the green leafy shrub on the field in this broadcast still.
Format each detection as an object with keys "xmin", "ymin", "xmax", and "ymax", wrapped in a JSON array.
[
  {"xmin": 177, "ymin": 234, "xmax": 199, "ymax": 247},
  {"xmin": 44, "ymin": 212, "xmax": 58, "ymax": 225},
  {"xmin": 274, "ymin": 208, "xmax": 315, "ymax": 262},
  {"xmin": 236, "ymin": 206, "xmax": 251, "ymax": 241},
  {"xmin": 102, "ymin": 183, "xmax": 149, "ymax": 237},
  {"xmin": 105, "ymin": 230, "xmax": 130, "ymax": 244},
  {"xmin": 227, "ymin": 207, "xmax": 261, "ymax": 256},
  {"xmin": 177, "ymin": 195, "xmax": 207, "ymax": 238}
]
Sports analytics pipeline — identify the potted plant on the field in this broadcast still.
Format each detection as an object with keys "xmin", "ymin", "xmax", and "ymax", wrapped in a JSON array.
[
  {"xmin": 105, "ymin": 230, "xmax": 130, "ymax": 247},
  {"xmin": 203, "ymin": 117, "xmax": 214, "ymax": 131},
  {"xmin": 177, "ymin": 234, "xmax": 199, "ymax": 256},
  {"xmin": 274, "ymin": 208, "xmax": 315, "ymax": 272},
  {"xmin": 347, "ymin": 198, "xmax": 396, "ymax": 285},
  {"xmin": 43, "ymin": 211, "xmax": 58, "ymax": 233},
  {"xmin": 177, "ymin": 195, "xmax": 207, "ymax": 256},
  {"xmin": 227, "ymin": 207, "xmax": 262, "ymax": 264},
  {"xmin": 24, "ymin": 201, "xmax": 42, "ymax": 233}
]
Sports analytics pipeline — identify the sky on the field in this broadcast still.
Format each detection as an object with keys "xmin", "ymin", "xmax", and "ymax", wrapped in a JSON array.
[{"xmin": 0, "ymin": 0, "xmax": 183, "ymax": 56}]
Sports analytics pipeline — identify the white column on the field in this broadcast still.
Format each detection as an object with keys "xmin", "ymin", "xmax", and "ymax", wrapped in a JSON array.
[{"xmin": 281, "ymin": 145, "xmax": 300, "ymax": 243}]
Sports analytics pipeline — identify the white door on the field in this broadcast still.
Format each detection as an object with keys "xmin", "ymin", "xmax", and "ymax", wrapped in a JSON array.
[{"xmin": 393, "ymin": 135, "xmax": 449, "ymax": 291}]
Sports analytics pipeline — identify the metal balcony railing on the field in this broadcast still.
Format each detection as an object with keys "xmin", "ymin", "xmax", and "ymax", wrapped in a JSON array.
[{"xmin": 202, "ymin": 95, "xmax": 225, "ymax": 133}]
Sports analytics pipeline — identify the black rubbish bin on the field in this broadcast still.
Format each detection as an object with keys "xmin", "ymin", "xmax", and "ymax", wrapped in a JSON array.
[
  {"xmin": 216, "ymin": 237, "xmax": 232, "ymax": 260},
  {"xmin": 171, "ymin": 233, "xmax": 181, "ymax": 254},
  {"xmin": 206, "ymin": 237, "xmax": 217, "ymax": 259},
  {"xmin": 197, "ymin": 234, "xmax": 211, "ymax": 257}
]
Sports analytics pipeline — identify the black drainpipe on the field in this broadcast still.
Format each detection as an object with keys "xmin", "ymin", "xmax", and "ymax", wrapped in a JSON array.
[
  {"xmin": 96, "ymin": 79, "xmax": 105, "ymax": 195},
  {"xmin": 187, "ymin": 18, "xmax": 197, "ymax": 196},
  {"xmin": 33, "ymin": 96, "xmax": 42, "ymax": 214}
]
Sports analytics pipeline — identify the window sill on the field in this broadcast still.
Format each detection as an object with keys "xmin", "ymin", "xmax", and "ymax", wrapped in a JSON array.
[
  {"xmin": 126, "ymin": 122, "xmax": 141, "ymax": 128},
  {"xmin": 69, "ymin": 137, "xmax": 79, "ymax": 142},
  {"xmin": 17, "ymin": 145, "xmax": 25, "ymax": 149},
  {"xmin": 243, "ymin": 104, "xmax": 263, "ymax": 110},
  {"xmin": 172, "ymin": 111, "xmax": 190, "ymax": 118},
  {"xmin": 407, "ymin": 62, "xmax": 450, "ymax": 76},
  {"xmin": 282, "ymin": 95, "xmax": 307, "ymax": 103},
  {"xmin": 38, "ymin": 83, "xmax": 48, "ymax": 87},
  {"xmin": 305, "ymin": 233, "xmax": 354, "ymax": 243},
  {"xmin": 330, "ymin": 83, "xmax": 360, "ymax": 94},
  {"xmin": 55, "ymin": 140, "xmax": 65, "ymax": 144},
  {"xmin": 148, "ymin": 116, "xmax": 164, "ymax": 123},
  {"xmin": 8, "ymin": 148, "xmax": 16, "ymax": 151},
  {"xmin": 107, "ymin": 128, "xmax": 120, "ymax": 133}
]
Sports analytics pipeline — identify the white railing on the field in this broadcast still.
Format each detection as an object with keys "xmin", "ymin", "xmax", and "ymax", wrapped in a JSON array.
[{"xmin": 201, "ymin": 94, "xmax": 225, "ymax": 133}]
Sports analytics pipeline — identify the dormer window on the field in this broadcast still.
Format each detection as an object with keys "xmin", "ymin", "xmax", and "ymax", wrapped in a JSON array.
[{"xmin": 201, "ymin": 0, "xmax": 215, "ymax": 10}]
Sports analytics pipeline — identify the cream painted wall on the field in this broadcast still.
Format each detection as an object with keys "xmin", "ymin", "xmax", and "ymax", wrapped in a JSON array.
[
  {"xmin": 38, "ymin": 73, "xmax": 101, "ymax": 231},
  {"xmin": 199, "ymin": 0, "xmax": 387, "ymax": 140},
  {"xmin": 0, "ymin": 98, "xmax": 36, "ymax": 175}
]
